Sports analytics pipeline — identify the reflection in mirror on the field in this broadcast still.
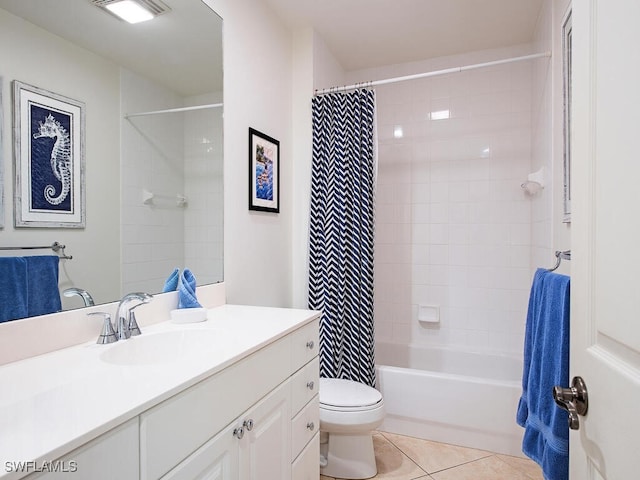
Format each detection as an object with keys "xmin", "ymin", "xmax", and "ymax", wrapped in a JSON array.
[{"xmin": 0, "ymin": 0, "xmax": 223, "ymax": 321}]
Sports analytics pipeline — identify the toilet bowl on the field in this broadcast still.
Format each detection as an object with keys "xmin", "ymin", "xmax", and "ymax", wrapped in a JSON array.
[{"xmin": 319, "ymin": 378, "xmax": 385, "ymax": 479}]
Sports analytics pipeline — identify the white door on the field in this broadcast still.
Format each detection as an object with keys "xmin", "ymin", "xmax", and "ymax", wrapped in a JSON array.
[{"xmin": 571, "ymin": 0, "xmax": 640, "ymax": 478}]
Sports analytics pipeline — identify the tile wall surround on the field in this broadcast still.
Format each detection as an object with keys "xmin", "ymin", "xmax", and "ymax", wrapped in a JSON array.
[
  {"xmin": 121, "ymin": 69, "xmax": 186, "ymax": 295},
  {"xmin": 367, "ymin": 46, "xmax": 548, "ymax": 355},
  {"xmin": 121, "ymin": 71, "xmax": 224, "ymax": 294}
]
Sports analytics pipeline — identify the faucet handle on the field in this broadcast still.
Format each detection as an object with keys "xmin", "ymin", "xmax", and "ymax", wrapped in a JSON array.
[
  {"xmin": 128, "ymin": 304, "xmax": 145, "ymax": 336},
  {"xmin": 89, "ymin": 312, "xmax": 117, "ymax": 344}
]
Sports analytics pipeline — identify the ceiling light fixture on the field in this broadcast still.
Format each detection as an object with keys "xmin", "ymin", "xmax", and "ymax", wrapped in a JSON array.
[
  {"xmin": 105, "ymin": 1, "xmax": 153, "ymax": 23},
  {"xmin": 91, "ymin": 0, "xmax": 171, "ymax": 24}
]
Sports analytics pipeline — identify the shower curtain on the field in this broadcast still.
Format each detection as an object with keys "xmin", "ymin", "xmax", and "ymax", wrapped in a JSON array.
[{"xmin": 308, "ymin": 89, "xmax": 377, "ymax": 387}]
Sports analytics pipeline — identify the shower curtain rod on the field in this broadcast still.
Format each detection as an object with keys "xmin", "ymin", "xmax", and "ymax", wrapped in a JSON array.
[
  {"xmin": 124, "ymin": 102, "xmax": 223, "ymax": 119},
  {"xmin": 314, "ymin": 52, "xmax": 551, "ymax": 96}
]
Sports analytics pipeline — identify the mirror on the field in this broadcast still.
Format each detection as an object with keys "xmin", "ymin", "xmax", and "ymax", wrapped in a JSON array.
[{"xmin": 0, "ymin": 0, "xmax": 223, "ymax": 318}]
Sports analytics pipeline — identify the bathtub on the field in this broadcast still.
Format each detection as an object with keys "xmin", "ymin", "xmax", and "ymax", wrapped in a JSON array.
[{"xmin": 375, "ymin": 342, "xmax": 524, "ymax": 456}]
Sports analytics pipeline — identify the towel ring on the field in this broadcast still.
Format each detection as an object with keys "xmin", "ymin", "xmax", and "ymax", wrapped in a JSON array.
[{"xmin": 548, "ymin": 250, "xmax": 571, "ymax": 272}]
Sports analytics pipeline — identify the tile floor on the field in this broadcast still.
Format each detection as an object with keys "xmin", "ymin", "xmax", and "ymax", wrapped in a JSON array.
[{"xmin": 320, "ymin": 431, "xmax": 543, "ymax": 480}]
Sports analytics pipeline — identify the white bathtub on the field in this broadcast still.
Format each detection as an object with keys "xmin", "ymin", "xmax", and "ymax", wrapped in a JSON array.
[{"xmin": 375, "ymin": 342, "xmax": 524, "ymax": 456}]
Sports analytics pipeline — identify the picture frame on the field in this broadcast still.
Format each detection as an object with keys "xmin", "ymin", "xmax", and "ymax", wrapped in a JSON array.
[
  {"xmin": 0, "ymin": 76, "xmax": 4, "ymax": 229},
  {"xmin": 248, "ymin": 127, "xmax": 279, "ymax": 213},
  {"xmin": 13, "ymin": 81, "xmax": 85, "ymax": 228}
]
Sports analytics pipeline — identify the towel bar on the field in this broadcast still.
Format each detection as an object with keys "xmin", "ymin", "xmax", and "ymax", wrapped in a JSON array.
[
  {"xmin": 548, "ymin": 250, "xmax": 570, "ymax": 271},
  {"xmin": 0, "ymin": 242, "xmax": 73, "ymax": 260}
]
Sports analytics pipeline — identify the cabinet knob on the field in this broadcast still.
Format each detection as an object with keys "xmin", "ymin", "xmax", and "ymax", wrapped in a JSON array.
[
  {"xmin": 306, "ymin": 340, "xmax": 315, "ymax": 350},
  {"xmin": 233, "ymin": 426, "xmax": 244, "ymax": 439},
  {"xmin": 307, "ymin": 381, "xmax": 315, "ymax": 390},
  {"xmin": 306, "ymin": 422, "xmax": 315, "ymax": 431},
  {"xmin": 243, "ymin": 419, "xmax": 254, "ymax": 431}
]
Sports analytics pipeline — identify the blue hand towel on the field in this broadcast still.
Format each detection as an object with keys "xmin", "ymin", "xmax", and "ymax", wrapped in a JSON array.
[
  {"xmin": 25, "ymin": 255, "xmax": 62, "ymax": 317},
  {"xmin": 517, "ymin": 268, "xmax": 570, "ymax": 480},
  {"xmin": 0, "ymin": 256, "xmax": 61, "ymax": 322},
  {"xmin": 0, "ymin": 257, "xmax": 29, "ymax": 322},
  {"xmin": 162, "ymin": 268, "xmax": 180, "ymax": 293},
  {"xmin": 178, "ymin": 268, "xmax": 202, "ymax": 309}
]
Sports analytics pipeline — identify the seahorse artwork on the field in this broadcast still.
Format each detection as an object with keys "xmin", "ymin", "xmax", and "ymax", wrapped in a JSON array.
[{"xmin": 32, "ymin": 113, "xmax": 71, "ymax": 206}]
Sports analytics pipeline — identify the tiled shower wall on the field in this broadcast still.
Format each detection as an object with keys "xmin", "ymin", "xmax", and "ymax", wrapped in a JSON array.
[
  {"xmin": 121, "ymin": 70, "xmax": 223, "ymax": 294},
  {"xmin": 372, "ymin": 52, "xmax": 536, "ymax": 355}
]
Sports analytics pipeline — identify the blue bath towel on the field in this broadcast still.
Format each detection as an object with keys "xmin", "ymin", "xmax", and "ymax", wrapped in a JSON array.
[
  {"xmin": 0, "ymin": 256, "xmax": 62, "ymax": 322},
  {"xmin": 517, "ymin": 268, "xmax": 570, "ymax": 480},
  {"xmin": 162, "ymin": 268, "xmax": 180, "ymax": 293},
  {"xmin": 177, "ymin": 268, "xmax": 202, "ymax": 309}
]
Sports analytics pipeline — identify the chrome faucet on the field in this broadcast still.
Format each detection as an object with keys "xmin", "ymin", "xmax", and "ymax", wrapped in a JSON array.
[
  {"xmin": 63, "ymin": 287, "xmax": 95, "ymax": 307},
  {"xmin": 114, "ymin": 292, "xmax": 153, "ymax": 340}
]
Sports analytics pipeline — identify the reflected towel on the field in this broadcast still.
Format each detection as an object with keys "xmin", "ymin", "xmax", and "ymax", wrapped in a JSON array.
[
  {"xmin": 517, "ymin": 268, "xmax": 570, "ymax": 480},
  {"xmin": 0, "ymin": 256, "xmax": 61, "ymax": 322},
  {"xmin": 162, "ymin": 268, "xmax": 180, "ymax": 293},
  {"xmin": 0, "ymin": 257, "xmax": 29, "ymax": 322},
  {"xmin": 178, "ymin": 269, "xmax": 202, "ymax": 309}
]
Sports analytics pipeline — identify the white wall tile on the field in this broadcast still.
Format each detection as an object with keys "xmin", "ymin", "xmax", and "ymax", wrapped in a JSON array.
[{"xmin": 372, "ymin": 45, "xmax": 543, "ymax": 355}]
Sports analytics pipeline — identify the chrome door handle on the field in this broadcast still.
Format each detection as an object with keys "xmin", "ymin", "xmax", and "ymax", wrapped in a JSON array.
[{"xmin": 553, "ymin": 376, "xmax": 588, "ymax": 430}]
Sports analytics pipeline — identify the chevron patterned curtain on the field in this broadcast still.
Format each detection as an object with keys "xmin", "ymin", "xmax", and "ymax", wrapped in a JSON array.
[{"xmin": 308, "ymin": 89, "xmax": 376, "ymax": 387}]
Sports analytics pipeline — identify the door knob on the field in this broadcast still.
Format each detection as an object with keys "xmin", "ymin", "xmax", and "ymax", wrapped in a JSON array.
[{"xmin": 553, "ymin": 376, "xmax": 588, "ymax": 430}]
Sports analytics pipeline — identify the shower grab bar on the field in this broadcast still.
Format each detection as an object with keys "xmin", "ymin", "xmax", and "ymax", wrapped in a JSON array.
[
  {"xmin": 0, "ymin": 242, "xmax": 73, "ymax": 259},
  {"xmin": 548, "ymin": 250, "xmax": 571, "ymax": 272}
]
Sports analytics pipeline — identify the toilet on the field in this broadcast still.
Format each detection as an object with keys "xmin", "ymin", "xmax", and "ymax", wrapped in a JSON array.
[{"xmin": 319, "ymin": 378, "xmax": 385, "ymax": 479}]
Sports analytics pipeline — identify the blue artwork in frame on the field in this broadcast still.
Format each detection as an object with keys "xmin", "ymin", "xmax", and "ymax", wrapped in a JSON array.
[
  {"xmin": 248, "ymin": 127, "xmax": 280, "ymax": 213},
  {"xmin": 13, "ymin": 81, "xmax": 85, "ymax": 228},
  {"xmin": 30, "ymin": 104, "xmax": 73, "ymax": 213}
]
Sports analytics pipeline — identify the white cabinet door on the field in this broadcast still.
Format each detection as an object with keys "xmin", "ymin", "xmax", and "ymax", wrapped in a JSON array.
[
  {"xmin": 25, "ymin": 419, "xmax": 138, "ymax": 480},
  {"xmin": 571, "ymin": 0, "xmax": 640, "ymax": 478},
  {"xmin": 239, "ymin": 381, "xmax": 291, "ymax": 480},
  {"xmin": 161, "ymin": 423, "xmax": 238, "ymax": 480}
]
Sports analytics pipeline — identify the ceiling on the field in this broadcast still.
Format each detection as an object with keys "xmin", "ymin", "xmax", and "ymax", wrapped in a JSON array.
[
  {"xmin": 263, "ymin": 0, "xmax": 544, "ymax": 71},
  {"xmin": 0, "ymin": 0, "xmax": 223, "ymax": 96}
]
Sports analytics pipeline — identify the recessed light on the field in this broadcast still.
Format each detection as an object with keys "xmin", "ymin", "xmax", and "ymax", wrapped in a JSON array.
[
  {"xmin": 105, "ymin": 0, "xmax": 154, "ymax": 23},
  {"xmin": 430, "ymin": 110, "xmax": 450, "ymax": 121}
]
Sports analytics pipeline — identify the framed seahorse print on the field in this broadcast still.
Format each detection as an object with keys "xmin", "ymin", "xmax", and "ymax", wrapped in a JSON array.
[{"xmin": 12, "ymin": 81, "xmax": 85, "ymax": 228}]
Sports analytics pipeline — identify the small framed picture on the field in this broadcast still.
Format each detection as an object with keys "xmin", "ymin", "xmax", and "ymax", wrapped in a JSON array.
[
  {"xmin": 13, "ymin": 81, "xmax": 85, "ymax": 228},
  {"xmin": 248, "ymin": 127, "xmax": 279, "ymax": 213}
]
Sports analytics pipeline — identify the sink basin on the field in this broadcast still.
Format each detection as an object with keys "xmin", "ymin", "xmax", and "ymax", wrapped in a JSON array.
[{"xmin": 100, "ymin": 329, "xmax": 233, "ymax": 366}]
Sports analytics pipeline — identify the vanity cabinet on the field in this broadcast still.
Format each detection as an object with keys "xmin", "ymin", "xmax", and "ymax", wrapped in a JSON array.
[
  {"xmin": 10, "ymin": 312, "xmax": 320, "ymax": 480},
  {"xmin": 141, "ymin": 318, "xmax": 320, "ymax": 480}
]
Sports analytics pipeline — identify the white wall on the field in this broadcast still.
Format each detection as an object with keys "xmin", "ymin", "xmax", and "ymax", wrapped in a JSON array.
[
  {"xmin": 205, "ymin": 0, "xmax": 294, "ymax": 307},
  {"xmin": 0, "ymin": 8, "xmax": 120, "ymax": 309},
  {"xmin": 530, "ymin": 0, "xmax": 571, "ymax": 276},
  {"xmin": 291, "ymin": 30, "xmax": 346, "ymax": 308}
]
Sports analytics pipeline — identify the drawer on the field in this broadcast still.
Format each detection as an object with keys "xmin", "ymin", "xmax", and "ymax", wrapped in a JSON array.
[
  {"xmin": 291, "ymin": 318, "xmax": 319, "ymax": 371},
  {"xmin": 140, "ymin": 334, "xmax": 291, "ymax": 480},
  {"xmin": 291, "ymin": 432, "xmax": 320, "ymax": 480},
  {"xmin": 290, "ymin": 356, "xmax": 319, "ymax": 416},
  {"xmin": 291, "ymin": 395, "xmax": 319, "ymax": 460}
]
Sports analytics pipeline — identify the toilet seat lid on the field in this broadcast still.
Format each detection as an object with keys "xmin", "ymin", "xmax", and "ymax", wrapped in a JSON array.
[{"xmin": 319, "ymin": 378, "xmax": 382, "ymax": 408}]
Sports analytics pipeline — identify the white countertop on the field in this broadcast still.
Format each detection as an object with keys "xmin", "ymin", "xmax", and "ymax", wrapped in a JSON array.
[{"xmin": 0, "ymin": 304, "xmax": 320, "ymax": 480}]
